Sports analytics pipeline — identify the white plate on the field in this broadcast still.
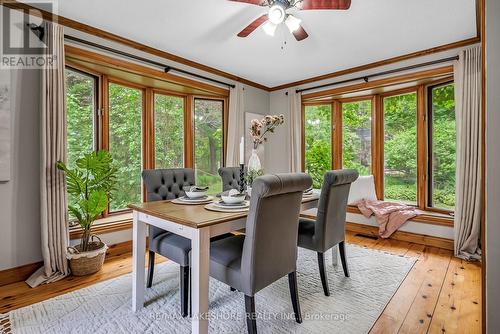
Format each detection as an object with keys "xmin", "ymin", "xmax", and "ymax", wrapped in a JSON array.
[
  {"xmin": 204, "ymin": 203, "xmax": 249, "ymax": 213},
  {"xmin": 212, "ymin": 200, "xmax": 250, "ymax": 209},
  {"xmin": 172, "ymin": 196, "xmax": 214, "ymax": 205}
]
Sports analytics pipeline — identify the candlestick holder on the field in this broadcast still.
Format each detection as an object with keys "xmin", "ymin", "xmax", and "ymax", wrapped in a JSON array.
[{"xmin": 239, "ymin": 163, "xmax": 246, "ymax": 193}]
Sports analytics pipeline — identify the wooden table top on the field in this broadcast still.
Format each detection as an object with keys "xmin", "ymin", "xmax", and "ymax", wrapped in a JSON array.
[{"xmin": 128, "ymin": 194, "xmax": 319, "ymax": 229}]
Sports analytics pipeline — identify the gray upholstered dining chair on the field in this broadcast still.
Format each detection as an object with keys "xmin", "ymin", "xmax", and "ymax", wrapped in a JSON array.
[
  {"xmin": 297, "ymin": 169, "xmax": 359, "ymax": 296},
  {"xmin": 218, "ymin": 166, "xmax": 245, "ymax": 191},
  {"xmin": 209, "ymin": 173, "xmax": 312, "ymax": 334},
  {"xmin": 142, "ymin": 168, "xmax": 195, "ymax": 317}
]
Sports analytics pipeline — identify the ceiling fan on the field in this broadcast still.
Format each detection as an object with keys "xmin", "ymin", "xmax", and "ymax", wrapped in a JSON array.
[{"xmin": 230, "ymin": 0, "xmax": 352, "ymax": 41}]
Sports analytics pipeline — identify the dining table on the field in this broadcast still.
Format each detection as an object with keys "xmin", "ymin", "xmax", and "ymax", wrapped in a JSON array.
[{"xmin": 128, "ymin": 192, "xmax": 336, "ymax": 334}]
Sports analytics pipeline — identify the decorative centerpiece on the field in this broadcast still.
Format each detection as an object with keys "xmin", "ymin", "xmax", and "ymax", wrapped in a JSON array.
[
  {"xmin": 246, "ymin": 114, "xmax": 285, "ymax": 193},
  {"xmin": 57, "ymin": 151, "xmax": 117, "ymax": 276}
]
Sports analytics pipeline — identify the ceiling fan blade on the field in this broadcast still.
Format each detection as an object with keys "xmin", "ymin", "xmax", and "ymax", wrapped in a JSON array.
[
  {"xmin": 228, "ymin": 0, "xmax": 267, "ymax": 6},
  {"xmin": 292, "ymin": 25, "xmax": 309, "ymax": 41},
  {"xmin": 299, "ymin": 0, "xmax": 351, "ymax": 10},
  {"xmin": 237, "ymin": 14, "xmax": 269, "ymax": 37}
]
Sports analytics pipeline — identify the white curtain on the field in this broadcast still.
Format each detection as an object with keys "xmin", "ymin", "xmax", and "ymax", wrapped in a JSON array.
[
  {"xmin": 287, "ymin": 88, "xmax": 302, "ymax": 172},
  {"xmin": 26, "ymin": 22, "xmax": 70, "ymax": 287},
  {"xmin": 453, "ymin": 46, "xmax": 482, "ymax": 261},
  {"xmin": 226, "ymin": 83, "xmax": 245, "ymax": 166}
]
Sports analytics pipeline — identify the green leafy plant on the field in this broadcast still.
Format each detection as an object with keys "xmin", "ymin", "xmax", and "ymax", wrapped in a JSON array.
[
  {"xmin": 57, "ymin": 151, "xmax": 117, "ymax": 252},
  {"xmin": 246, "ymin": 169, "xmax": 264, "ymax": 186}
]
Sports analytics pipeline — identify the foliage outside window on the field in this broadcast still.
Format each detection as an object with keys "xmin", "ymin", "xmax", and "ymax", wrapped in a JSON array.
[
  {"xmin": 301, "ymin": 81, "xmax": 456, "ymax": 216},
  {"xmin": 342, "ymin": 100, "xmax": 372, "ymax": 175},
  {"xmin": 108, "ymin": 83, "xmax": 143, "ymax": 212},
  {"xmin": 154, "ymin": 94, "xmax": 184, "ymax": 169},
  {"xmin": 429, "ymin": 83, "xmax": 456, "ymax": 210},
  {"xmin": 194, "ymin": 99, "xmax": 224, "ymax": 194},
  {"xmin": 383, "ymin": 92, "xmax": 418, "ymax": 205},
  {"xmin": 304, "ymin": 104, "xmax": 332, "ymax": 189},
  {"xmin": 65, "ymin": 68, "xmax": 96, "ymax": 217}
]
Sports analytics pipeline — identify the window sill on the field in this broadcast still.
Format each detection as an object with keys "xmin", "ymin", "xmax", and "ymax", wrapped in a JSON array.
[
  {"xmin": 69, "ymin": 212, "xmax": 133, "ymax": 240},
  {"xmin": 346, "ymin": 205, "xmax": 454, "ymax": 226}
]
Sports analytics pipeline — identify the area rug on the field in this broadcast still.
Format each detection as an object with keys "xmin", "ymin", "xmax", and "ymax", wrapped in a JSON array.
[{"xmin": 6, "ymin": 245, "xmax": 416, "ymax": 334}]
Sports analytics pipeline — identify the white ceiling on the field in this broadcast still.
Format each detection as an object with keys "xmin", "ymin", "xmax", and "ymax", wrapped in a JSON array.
[{"xmin": 52, "ymin": 0, "xmax": 476, "ymax": 88}]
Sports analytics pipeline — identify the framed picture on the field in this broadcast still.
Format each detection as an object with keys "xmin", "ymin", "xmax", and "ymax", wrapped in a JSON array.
[{"xmin": 0, "ymin": 70, "xmax": 11, "ymax": 182}]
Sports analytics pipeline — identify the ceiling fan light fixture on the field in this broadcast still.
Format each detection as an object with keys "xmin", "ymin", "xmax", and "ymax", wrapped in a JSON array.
[
  {"xmin": 285, "ymin": 14, "xmax": 301, "ymax": 33},
  {"xmin": 268, "ymin": 4, "xmax": 286, "ymax": 24},
  {"xmin": 262, "ymin": 21, "xmax": 278, "ymax": 36}
]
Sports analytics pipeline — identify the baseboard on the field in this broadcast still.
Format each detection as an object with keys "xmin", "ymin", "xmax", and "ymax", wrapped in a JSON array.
[
  {"xmin": 0, "ymin": 261, "xmax": 43, "ymax": 287},
  {"xmin": 346, "ymin": 222, "xmax": 454, "ymax": 250},
  {"xmin": 0, "ymin": 239, "xmax": 140, "ymax": 287}
]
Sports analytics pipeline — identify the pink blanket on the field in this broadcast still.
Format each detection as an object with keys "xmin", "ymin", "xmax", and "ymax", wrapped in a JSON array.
[{"xmin": 354, "ymin": 199, "xmax": 422, "ymax": 238}]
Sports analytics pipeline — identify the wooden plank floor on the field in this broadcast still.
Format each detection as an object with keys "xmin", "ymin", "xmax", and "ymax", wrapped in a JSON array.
[{"xmin": 0, "ymin": 232, "xmax": 481, "ymax": 333}]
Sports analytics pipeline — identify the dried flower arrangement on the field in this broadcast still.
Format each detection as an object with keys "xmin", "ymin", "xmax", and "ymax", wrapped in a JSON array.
[{"xmin": 249, "ymin": 114, "xmax": 285, "ymax": 149}]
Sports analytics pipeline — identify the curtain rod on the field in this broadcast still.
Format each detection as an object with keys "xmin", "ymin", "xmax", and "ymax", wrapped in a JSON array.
[
  {"xmin": 296, "ymin": 55, "xmax": 459, "ymax": 94},
  {"xmin": 63, "ymin": 35, "xmax": 236, "ymax": 89}
]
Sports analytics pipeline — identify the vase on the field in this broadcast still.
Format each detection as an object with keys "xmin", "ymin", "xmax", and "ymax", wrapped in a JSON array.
[{"xmin": 247, "ymin": 148, "xmax": 262, "ymax": 172}]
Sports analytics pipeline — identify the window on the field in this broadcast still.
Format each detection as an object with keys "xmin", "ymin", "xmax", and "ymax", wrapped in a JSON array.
[
  {"xmin": 65, "ymin": 68, "xmax": 97, "ymax": 168},
  {"xmin": 108, "ymin": 82, "xmax": 143, "ymax": 212},
  {"xmin": 194, "ymin": 98, "xmax": 224, "ymax": 194},
  {"xmin": 154, "ymin": 94, "xmax": 184, "ymax": 168},
  {"xmin": 428, "ymin": 83, "xmax": 456, "ymax": 210},
  {"xmin": 342, "ymin": 100, "xmax": 372, "ymax": 175},
  {"xmin": 64, "ymin": 68, "xmax": 97, "ymax": 216},
  {"xmin": 304, "ymin": 104, "xmax": 332, "ymax": 188},
  {"xmin": 383, "ymin": 92, "xmax": 418, "ymax": 204},
  {"xmin": 301, "ymin": 76, "xmax": 457, "ymax": 221}
]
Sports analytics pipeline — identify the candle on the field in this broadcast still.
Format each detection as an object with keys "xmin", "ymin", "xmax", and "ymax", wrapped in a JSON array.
[{"xmin": 239, "ymin": 137, "xmax": 244, "ymax": 165}]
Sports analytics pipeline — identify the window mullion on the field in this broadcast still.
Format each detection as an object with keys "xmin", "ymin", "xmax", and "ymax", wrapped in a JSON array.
[{"xmin": 417, "ymin": 85, "xmax": 427, "ymax": 210}]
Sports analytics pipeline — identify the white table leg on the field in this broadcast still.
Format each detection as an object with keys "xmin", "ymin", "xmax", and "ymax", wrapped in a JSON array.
[
  {"xmin": 132, "ymin": 211, "xmax": 147, "ymax": 312},
  {"xmin": 191, "ymin": 228, "xmax": 210, "ymax": 334},
  {"xmin": 332, "ymin": 245, "xmax": 339, "ymax": 267}
]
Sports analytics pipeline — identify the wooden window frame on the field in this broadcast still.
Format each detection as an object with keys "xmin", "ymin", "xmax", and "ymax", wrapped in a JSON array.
[
  {"xmin": 425, "ymin": 79, "xmax": 456, "ymax": 214},
  {"xmin": 300, "ymin": 75, "xmax": 455, "ymax": 226},
  {"xmin": 66, "ymin": 67, "xmax": 228, "ymax": 239}
]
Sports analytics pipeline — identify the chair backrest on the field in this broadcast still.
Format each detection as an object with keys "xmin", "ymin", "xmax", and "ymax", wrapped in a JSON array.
[
  {"xmin": 142, "ymin": 168, "xmax": 195, "ymax": 238},
  {"xmin": 315, "ymin": 170, "xmax": 359, "ymax": 252},
  {"xmin": 241, "ymin": 173, "xmax": 312, "ymax": 295},
  {"xmin": 142, "ymin": 168, "xmax": 195, "ymax": 202},
  {"xmin": 218, "ymin": 167, "xmax": 244, "ymax": 191}
]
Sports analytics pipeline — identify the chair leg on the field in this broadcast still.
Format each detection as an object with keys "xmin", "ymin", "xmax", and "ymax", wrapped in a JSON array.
[
  {"xmin": 288, "ymin": 271, "xmax": 303, "ymax": 324},
  {"xmin": 317, "ymin": 252, "xmax": 330, "ymax": 296},
  {"xmin": 147, "ymin": 251, "xmax": 155, "ymax": 288},
  {"xmin": 339, "ymin": 241, "xmax": 350, "ymax": 277},
  {"xmin": 244, "ymin": 295, "xmax": 258, "ymax": 334},
  {"xmin": 180, "ymin": 266, "xmax": 189, "ymax": 317}
]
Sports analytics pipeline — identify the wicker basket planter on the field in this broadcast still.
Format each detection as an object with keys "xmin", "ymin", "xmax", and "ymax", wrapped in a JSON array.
[{"xmin": 67, "ymin": 236, "xmax": 108, "ymax": 276}]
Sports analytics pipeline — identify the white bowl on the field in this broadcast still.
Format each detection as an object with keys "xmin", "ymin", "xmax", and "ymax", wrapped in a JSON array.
[
  {"xmin": 221, "ymin": 194, "xmax": 246, "ymax": 204},
  {"xmin": 185, "ymin": 190, "xmax": 207, "ymax": 199}
]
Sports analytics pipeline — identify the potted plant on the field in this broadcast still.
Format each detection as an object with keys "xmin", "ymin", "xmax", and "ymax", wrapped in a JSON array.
[{"xmin": 57, "ymin": 150, "xmax": 117, "ymax": 276}]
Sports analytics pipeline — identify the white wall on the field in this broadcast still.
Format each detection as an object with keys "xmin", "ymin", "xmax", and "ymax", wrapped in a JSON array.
[
  {"xmin": 0, "ymin": 20, "xmax": 271, "ymax": 271},
  {"xmin": 0, "ymin": 67, "xmax": 43, "ymax": 270},
  {"xmin": 486, "ymin": 0, "xmax": 500, "ymax": 331}
]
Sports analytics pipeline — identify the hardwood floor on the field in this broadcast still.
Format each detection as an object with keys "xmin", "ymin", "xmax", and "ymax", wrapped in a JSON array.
[{"xmin": 0, "ymin": 232, "xmax": 481, "ymax": 333}]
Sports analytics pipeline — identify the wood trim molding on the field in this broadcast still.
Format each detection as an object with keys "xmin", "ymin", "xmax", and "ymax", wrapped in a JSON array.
[
  {"xmin": 1, "ymin": 1, "xmax": 480, "ymax": 93},
  {"xmin": 345, "ymin": 222, "xmax": 454, "ymax": 250},
  {"xmin": 271, "ymin": 38, "xmax": 479, "ymax": 92},
  {"xmin": 65, "ymin": 45, "xmax": 229, "ymax": 97},
  {"xmin": 302, "ymin": 66, "xmax": 454, "ymax": 101},
  {"xmin": 69, "ymin": 215, "xmax": 132, "ymax": 240},
  {"xmin": 1, "ymin": 0, "xmax": 268, "ymax": 91},
  {"xmin": 0, "ymin": 261, "xmax": 43, "ymax": 287},
  {"xmin": 0, "ymin": 240, "xmax": 139, "ymax": 287}
]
